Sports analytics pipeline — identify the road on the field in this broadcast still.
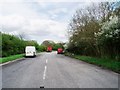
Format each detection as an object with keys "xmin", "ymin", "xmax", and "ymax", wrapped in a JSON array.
[{"xmin": 2, "ymin": 51, "xmax": 118, "ymax": 88}]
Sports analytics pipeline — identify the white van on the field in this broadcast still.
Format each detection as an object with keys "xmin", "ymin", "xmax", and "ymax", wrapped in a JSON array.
[{"xmin": 25, "ymin": 46, "xmax": 36, "ymax": 57}]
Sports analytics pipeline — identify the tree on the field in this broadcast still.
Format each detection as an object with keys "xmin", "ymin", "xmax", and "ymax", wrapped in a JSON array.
[
  {"xmin": 0, "ymin": 32, "xmax": 2, "ymax": 57},
  {"xmin": 41, "ymin": 40, "xmax": 55, "ymax": 47},
  {"xmin": 2, "ymin": 33, "xmax": 42, "ymax": 57},
  {"xmin": 67, "ymin": 2, "xmax": 117, "ymax": 58},
  {"xmin": 96, "ymin": 16, "xmax": 120, "ymax": 60}
]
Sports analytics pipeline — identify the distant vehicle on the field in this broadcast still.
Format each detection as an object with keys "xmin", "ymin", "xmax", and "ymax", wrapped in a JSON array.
[
  {"xmin": 57, "ymin": 48, "xmax": 64, "ymax": 54},
  {"xmin": 25, "ymin": 46, "xmax": 36, "ymax": 57},
  {"xmin": 47, "ymin": 46, "xmax": 52, "ymax": 52}
]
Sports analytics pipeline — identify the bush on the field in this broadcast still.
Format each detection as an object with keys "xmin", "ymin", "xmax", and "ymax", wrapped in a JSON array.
[
  {"xmin": 2, "ymin": 33, "xmax": 43, "ymax": 57},
  {"xmin": 96, "ymin": 17, "xmax": 120, "ymax": 60},
  {"xmin": 38, "ymin": 45, "xmax": 46, "ymax": 52},
  {"xmin": 52, "ymin": 43, "xmax": 64, "ymax": 50},
  {"xmin": 67, "ymin": 2, "xmax": 120, "ymax": 60}
]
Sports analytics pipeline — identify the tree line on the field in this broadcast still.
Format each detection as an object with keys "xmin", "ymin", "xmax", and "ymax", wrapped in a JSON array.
[
  {"xmin": 1, "ymin": 33, "xmax": 43, "ymax": 57},
  {"xmin": 1, "ymin": 33, "xmax": 64, "ymax": 57},
  {"xmin": 67, "ymin": 2, "xmax": 120, "ymax": 60},
  {"xmin": 41, "ymin": 40, "xmax": 64, "ymax": 50}
]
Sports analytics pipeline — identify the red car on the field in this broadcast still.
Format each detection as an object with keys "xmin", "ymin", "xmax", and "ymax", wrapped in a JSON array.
[
  {"xmin": 57, "ymin": 48, "xmax": 64, "ymax": 54},
  {"xmin": 47, "ymin": 46, "xmax": 52, "ymax": 52}
]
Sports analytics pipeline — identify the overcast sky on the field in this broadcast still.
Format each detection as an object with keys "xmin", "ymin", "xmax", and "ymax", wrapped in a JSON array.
[{"xmin": 0, "ymin": 0, "xmax": 118, "ymax": 44}]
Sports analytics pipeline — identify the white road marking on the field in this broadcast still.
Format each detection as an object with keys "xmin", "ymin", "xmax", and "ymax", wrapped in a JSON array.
[
  {"xmin": 43, "ymin": 65, "xmax": 47, "ymax": 80},
  {"xmin": 46, "ymin": 59, "xmax": 48, "ymax": 63}
]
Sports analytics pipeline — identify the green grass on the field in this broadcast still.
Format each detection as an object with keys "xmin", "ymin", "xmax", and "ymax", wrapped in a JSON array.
[
  {"xmin": 0, "ymin": 54, "xmax": 24, "ymax": 64},
  {"xmin": 65, "ymin": 52, "xmax": 120, "ymax": 73}
]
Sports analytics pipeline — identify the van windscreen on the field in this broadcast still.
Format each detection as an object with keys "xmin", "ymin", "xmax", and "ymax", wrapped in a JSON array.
[{"xmin": 25, "ymin": 47, "xmax": 35, "ymax": 52}]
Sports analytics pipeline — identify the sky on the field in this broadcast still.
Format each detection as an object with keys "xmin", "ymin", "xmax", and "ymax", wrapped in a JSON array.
[{"xmin": 0, "ymin": 0, "xmax": 119, "ymax": 44}]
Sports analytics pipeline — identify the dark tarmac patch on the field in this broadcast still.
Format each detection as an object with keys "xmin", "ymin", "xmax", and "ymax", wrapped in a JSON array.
[{"xmin": 40, "ymin": 86, "xmax": 44, "ymax": 88}]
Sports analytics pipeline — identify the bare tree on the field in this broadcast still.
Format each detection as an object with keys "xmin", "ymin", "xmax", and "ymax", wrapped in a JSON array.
[{"xmin": 18, "ymin": 32, "xmax": 26, "ymax": 40}]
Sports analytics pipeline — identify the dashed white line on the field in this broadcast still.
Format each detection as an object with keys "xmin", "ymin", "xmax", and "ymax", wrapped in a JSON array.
[
  {"xmin": 43, "ymin": 65, "xmax": 47, "ymax": 80},
  {"xmin": 46, "ymin": 59, "xmax": 48, "ymax": 63},
  {"xmin": 43, "ymin": 59, "xmax": 48, "ymax": 80}
]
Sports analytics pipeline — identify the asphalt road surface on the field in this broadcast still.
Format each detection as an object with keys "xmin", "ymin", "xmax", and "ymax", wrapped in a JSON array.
[{"xmin": 2, "ymin": 51, "xmax": 118, "ymax": 88}]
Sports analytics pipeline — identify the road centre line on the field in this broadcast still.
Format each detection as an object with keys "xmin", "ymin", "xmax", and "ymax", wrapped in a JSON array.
[
  {"xmin": 43, "ymin": 59, "xmax": 48, "ymax": 80},
  {"xmin": 46, "ymin": 59, "xmax": 48, "ymax": 63},
  {"xmin": 43, "ymin": 65, "xmax": 47, "ymax": 80}
]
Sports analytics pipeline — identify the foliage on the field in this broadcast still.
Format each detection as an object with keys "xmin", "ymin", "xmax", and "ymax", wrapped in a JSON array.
[
  {"xmin": 67, "ymin": 2, "xmax": 120, "ymax": 60},
  {"xmin": 2, "ymin": 33, "xmax": 25, "ymax": 57},
  {"xmin": 2, "ymin": 33, "xmax": 65, "ymax": 57},
  {"xmin": 38, "ymin": 45, "xmax": 46, "ymax": 52},
  {"xmin": 65, "ymin": 52, "xmax": 120, "ymax": 73},
  {"xmin": 96, "ymin": 16, "xmax": 120, "ymax": 59},
  {"xmin": 0, "ymin": 32, "xmax": 2, "ymax": 57},
  {"xmin": 41, "ymin": 40, "xmax": 65, "ymax": 51},
  {"xmin": 0, "ymin": 54, "xmax": 24, "ymax": 63},
  {"xmin": 52, "ymin": 43, "xmax": 64, "ymax": 50},
  {"xmin": 41, "ymin": 40, "xmax": 55, "ymax": 46},
  {"xmin": 2, "ymin": 33, "xmax": 46, "ymax": 57}
]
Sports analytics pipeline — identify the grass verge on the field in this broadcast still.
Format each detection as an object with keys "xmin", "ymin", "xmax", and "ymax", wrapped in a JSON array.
[
  {"xmin": 0, "ymin": 54, "xmax": 24, "ymax": 64},
  {"xmin": 65, "ymin": 52, "xmax": 120, "ymax": 73}
]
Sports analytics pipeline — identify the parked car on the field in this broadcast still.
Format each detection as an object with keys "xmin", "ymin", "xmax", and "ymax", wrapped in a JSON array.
[
  {"xmin": 47, "ymin": 46, "xmax": 52, "ymax": 52},
  {"xmin": 25, "ymin": 46, "xmax": 36, "ymax": 57},
  {"xmin": 57, "ymin": 48, "xmax": 64, "ymax": 54}
]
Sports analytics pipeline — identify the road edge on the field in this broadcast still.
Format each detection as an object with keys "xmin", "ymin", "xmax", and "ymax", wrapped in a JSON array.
[
  {"xmin": 64, "ymin": 54, "xmax": 119, "ymax": 74},
  {"xmin": 0, "ymin": 57, "xmax": 25, "ymax": 66}
]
